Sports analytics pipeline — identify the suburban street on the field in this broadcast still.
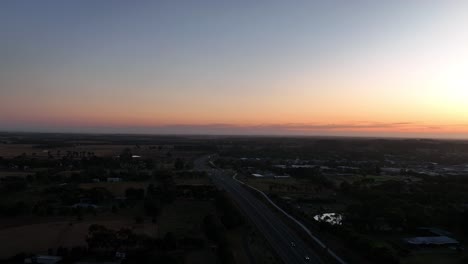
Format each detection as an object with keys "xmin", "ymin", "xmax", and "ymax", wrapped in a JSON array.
[{"xmin": 195, "ymin": 156, "xmax": 324, "ymax": 264}]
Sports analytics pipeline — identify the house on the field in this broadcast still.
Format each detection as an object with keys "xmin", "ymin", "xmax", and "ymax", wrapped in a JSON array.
[
  {"xmin": 404, "ymin": 236, "xmax": 460, "ymax": 247},
  {"xmin": 24, "ymin": 255, "xmax": 62, "ymax": 264},
  {"xmin": 418, "ymin": 227, "xmax": 453, "ymax": 237}
]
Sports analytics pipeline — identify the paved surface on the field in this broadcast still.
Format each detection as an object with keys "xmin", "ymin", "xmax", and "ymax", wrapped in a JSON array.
[{"xmin": 195, "ymin": 156, "xmax": 324, "ymax": 264}]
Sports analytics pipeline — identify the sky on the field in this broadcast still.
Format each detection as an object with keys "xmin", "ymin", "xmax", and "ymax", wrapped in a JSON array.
[{"xmin": 1, "ymin": 0, "xmax": 468, "ymax": 138}]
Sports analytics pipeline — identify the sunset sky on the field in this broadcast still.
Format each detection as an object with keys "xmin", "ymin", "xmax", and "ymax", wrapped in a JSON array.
[{"xmin": 1, "ymin": 1, "xmax": 468, "ymax": 138}]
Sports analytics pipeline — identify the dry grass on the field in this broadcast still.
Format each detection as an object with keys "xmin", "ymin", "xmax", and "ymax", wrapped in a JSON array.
[
  {"xmin": 79, "ymin": 181, "xmax": 150, "ymax": 196},
  {"xmin": 174, "ymin": 175, "xmax": 212, "ymax": 186},
  {"xmin": 0, "ymin": 171, "xmax": 32, "ymax": 178},
  {"xmin": 328, "ymin": 174, "xmax": 421, "ymax": 186},
  {"xmin": 247, "ymin": 228, "xmax": 282, "ymax": 264},
  {"xmin": 0, "ymin": 218, "xmax": 158, "ymax": 258},
  {"xmin": 226, "ymin": 227, "xmax": 251, "ymax": 264},
  {"xmin": 0, "ymin": 143, "xmax": 138, "ymax": 158},
  {"xmin": 185, "ymin": 249, "xmax": 217, "ymax": 264},
  {"xmin": 72, "ymin": 144, "xmax": 130, "ymax": 157},
  {"xmin": 0, "ymin": 144, "xmax": 39, "ymax": 158},
  {"xmin": 158, "ymin": 199, "xmax": 215, "ymax": 237},
  {"xmin": 401, "ymin": 249, "xmax": 463, "ymax": 264},
  {"xmin": 243, "ymin": 177, "xmax": 319, "ymax": 194}
]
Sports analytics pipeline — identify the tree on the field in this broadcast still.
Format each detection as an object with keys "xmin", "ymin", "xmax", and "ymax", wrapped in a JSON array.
[
  {"xmin": 125, "ymin": 188, "xmax": 145, "ymax": 200},
  {"xmin": 120, "ymin": 148, "xmax": 133, "ymax": 162},
  {"xmin": 385, "ymin": 208, "xmax": 405, "ymax": 230},
  {"xmin": 174, "ymin": 158, "xmax": 184, "ymax": 170},
  {"xmin": 163, "ymin": 232, "xmax": 177, "ymax": 250},
  {"xmin": 340, "ymin": 181, "xmax": 351, "ymax": 193},
  {"xmin": 134, "ymin": 216, "xmax": 144, "ymax": 224},
  {"xmin": 144, "ymin": 198, "xmax": 161, "ymax": 218}
]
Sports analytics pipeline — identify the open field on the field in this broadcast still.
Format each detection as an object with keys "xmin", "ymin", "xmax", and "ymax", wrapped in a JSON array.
[
  {"xmin": 0, "ymin": 170, "xmax": 33, "ymax": 178},
  {"xmin": 0, "ymin": 142, "xmax": 164, "ymax": 158},
  {"xmin": 245, "ymin": 228, "xmax": 282, "ymax": 264},
  {"xmin": 174, "ymin": 175, "xmax": 212, "ymax": 186},
  {"xmin": 225, "ymin": 227, "xmax": 251, "ymax": 264},
  {"xmin": 158, "ymin": 199, "xmax": 215, "ymax": 237},
  {"xmin": 0, "ymin": 144, "xmax": 40, "ymax": 158},
  {"xmin": 79, "ymin": 181, "xmax": 152, "ymax": 196},
  {"xmin": 0, "ymin": 143, "xmax": 125, "ymax": 158},
  {"xmin": 0, "ymin": 218, "xmax": 157, "ymax": 259},
  {"xmin": 243, "ymin": 176, "xmax": 322, "ymax": 194},
  {"xmin": 185, "ymin": 249, "xmax": 217, "ymax": 264},
  {"xmin": 402, "ymin": 249, "xmax": 464, "ymax": 264},
  {"xmin": 328, "ymin": 174, "xmax": 422, "ymax": 185}
]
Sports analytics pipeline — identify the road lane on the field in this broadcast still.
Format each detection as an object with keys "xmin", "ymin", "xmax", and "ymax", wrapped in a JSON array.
[{"xmin": 196, "ymin": 157, "xmax": 324, "ymax": 264}]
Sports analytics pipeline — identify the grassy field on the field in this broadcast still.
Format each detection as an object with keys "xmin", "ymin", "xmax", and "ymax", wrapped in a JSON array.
[
  {"xmin": 79, "ymin": 181, "xmax": 152, "ymax": 196},
  {"xmin": 0, "ymin": 144, "xmax": 39, "ymax": 158},
  {"xmin": 0, "ymin": 143, "xmax": 150, "ymax": 158},
  {"xmin": 226, "ymin": 227, "xmax": 251, "ymax": 264},
  {"xmin": 0, "ymin": 170, "xmax": 33, "ymax": 178},
  {"xmin": 246, "ymin": 227, "xmax": 282, "ymax": 264},
  {"xmin": 0, "ymin": 218, "xmax": 157, "ymax": 259},
  {"xmin": 174, "ymin": 175, "xmax": 212, "ymax": 186},
  {"xmin": 158, "ymin": 199, "xmax": 215, "ymax": 237},
  {"xmin": 243, "ymin": 177, "xmax": 319, "ymax": 194},
  {"xmin": 402, "ymin": 249, "xmax": 464, "ymax": 264},
  {"xmin": 327, "ymin": 174, "xmax": 421, "ymax": 186},
  {"xmin": 185, "ymin": 249, "xmax": 217, "ymax": 264},
  {"xmin": 73, "ymin": 144, "xmax": 132, "ymax": 156}
]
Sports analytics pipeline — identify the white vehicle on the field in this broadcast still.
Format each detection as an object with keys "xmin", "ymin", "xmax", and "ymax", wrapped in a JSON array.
[{"xmin": 304, "ymin": 256, "xmax": 310, "ymax": 261}]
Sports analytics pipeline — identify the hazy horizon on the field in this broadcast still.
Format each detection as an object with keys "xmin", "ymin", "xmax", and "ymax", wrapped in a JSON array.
[
  {"xmin": 1, "ymin": 1, "xmax": 467, "ymax": 138},
  {"xmin": 2, "ymin": 124, "xmax": 468, "ymax": 140}
]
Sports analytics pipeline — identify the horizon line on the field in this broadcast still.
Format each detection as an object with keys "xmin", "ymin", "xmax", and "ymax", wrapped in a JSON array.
[{"xmin": 2, "ymin": 129, "xmax": 468, "ymax": 141}]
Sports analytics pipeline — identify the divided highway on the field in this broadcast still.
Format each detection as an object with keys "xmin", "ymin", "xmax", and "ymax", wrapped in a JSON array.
[{"xmin": 195, "ymin": 156, "xmax": 325, "ymax": 264}]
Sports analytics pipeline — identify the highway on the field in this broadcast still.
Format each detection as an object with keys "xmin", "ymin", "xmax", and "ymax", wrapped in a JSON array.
[{"xmin": 195, "ymin": 156, "xmax": 324, "ymax": 264}]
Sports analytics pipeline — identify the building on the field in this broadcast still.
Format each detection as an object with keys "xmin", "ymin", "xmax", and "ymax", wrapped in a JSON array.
[
  {"xmin": 24, "ymin": 255, "xmax": 62, "ymax": 264},
  {"xmin": 404, "ymin": 236, "xmax": 460, "ymax": 247}
]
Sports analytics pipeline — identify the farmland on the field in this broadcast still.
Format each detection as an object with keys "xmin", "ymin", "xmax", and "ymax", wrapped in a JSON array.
[{"xmin": 0, "ymin": 133, "xmax": 270, "ymax": 264}]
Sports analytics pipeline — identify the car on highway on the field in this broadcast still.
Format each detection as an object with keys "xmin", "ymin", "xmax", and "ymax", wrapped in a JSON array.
[{"xmin": 304, "ymin": 255, "xmax": 310, "ymax": 261}]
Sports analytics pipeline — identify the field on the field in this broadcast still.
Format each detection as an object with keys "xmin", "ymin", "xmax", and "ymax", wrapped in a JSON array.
[
  {"xmin": 1, "ymin": 134, "xmax": 298, "ymax": 263},
  {"xmin": 0, "ymin": 218, "xmax": 157, "ymax": 259},
  {"xmin": 0, "ymin": 142, "xmax": 168, "ymax": 158},
  {"xmin": 402, "ymin": 249, "xmax": 463, "ymax": 264},
  {"xmin": 225, "ymin": 227, "xmax": 254, "ymax": 264},
  {"xmin": 244, "ymin": 227, "xmax": 282, "ymax": 264},
  {"xmin": 185, "ymin": 249, "xmax": 217, "ymax": 264},
  {"xmin": 174, "ymin": 174, "xmax": 212, "ymax": 186},
  {"xmin": 79, "ymin": 181, "xmax": 152, "ymax": 196},
  {"xmin": 158, "ymin": 199, "xmax": 215, "ymax": 237},
  {"xmin": 0, "ymin": 144, "xmax": 39, "ymax": 158},
  {"xmin": 242, "ymin": 176, "xmax": 320, "ymax": 194},
  {"xmin": 0, "ymin": 170, "xmax": 32, "ymax": 178},
  {"xmin": 328, "ymin": 174, "xmax": 422, "ymax": 186}
]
